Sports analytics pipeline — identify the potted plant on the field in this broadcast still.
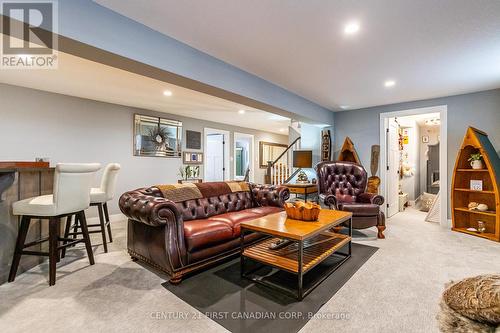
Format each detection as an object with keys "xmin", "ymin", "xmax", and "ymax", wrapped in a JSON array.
[{"xmin": 468, "ymin": 153, "xmax": 484, "ymax": 169}]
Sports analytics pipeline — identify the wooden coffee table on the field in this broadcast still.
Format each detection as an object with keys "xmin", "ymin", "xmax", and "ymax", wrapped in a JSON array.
[{"xmin": 240, "ymin": 209, "xmax": 352, "ymax": 300}]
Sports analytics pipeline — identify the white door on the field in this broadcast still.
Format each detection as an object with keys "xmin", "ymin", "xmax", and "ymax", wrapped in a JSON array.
[
  {"xmin": 206, "ymin": 134, "xmax": 225, "ymax": 181},
  {"xmin": 387, "ymin": 118, "xmax": 400, "ymax": 217}
]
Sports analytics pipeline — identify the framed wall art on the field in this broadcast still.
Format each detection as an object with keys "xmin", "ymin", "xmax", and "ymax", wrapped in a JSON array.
[
  {"xmin": 183, "ymin": 151, "xmax": 203, "ymax": 164},
  {"xmin": 186, "ymin": 130, "xmax": 202, "ymax": 149},
  {"xmin": 134, "ymin": 114, "xmax": 182, "ymax": 157}
]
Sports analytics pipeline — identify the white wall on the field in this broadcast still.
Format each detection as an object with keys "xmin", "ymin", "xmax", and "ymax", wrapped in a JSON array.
[{"xmin": 0, "ymin": 84, "xmax": 287, "ymax": 215}]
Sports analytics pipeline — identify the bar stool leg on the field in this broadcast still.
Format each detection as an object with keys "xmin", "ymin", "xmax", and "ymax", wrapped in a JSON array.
[
  {"xmin": 48, "ymin": 217, "xmax": 59, "ymax": 286},
  {"xmin": 61, "ymin": 215, "xmax": 72, "ymax": 259},
  {"xmin": 97, "ymin": 204, "xmax": 108, "ymax": 253},
  {"xmin": 72, "ymin": 214, "xmax": 79, "ymax": 241},
  {"xmin": 103, "ymin": 202, "xmax": 113, "ymax": 243},
  {"xmin": 78, "ymin": 211, "xmax": 95, "ymax": 265},
  {"xmin": 8, "ymin": 216, "xmax": 31, "ymax": 282}
]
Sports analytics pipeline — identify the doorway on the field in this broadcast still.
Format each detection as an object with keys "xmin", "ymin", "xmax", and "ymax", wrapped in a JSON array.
[
  {"xmin": 204, "ymin": 128, "xmax": 230, "ymax": 181},
  {"xmin": 233, "ymin": 132, "xmax": 254, "ymax": 182},
  {"xmin": 380, "ymin": 106, "xmax": 448, "ymax": 227}
]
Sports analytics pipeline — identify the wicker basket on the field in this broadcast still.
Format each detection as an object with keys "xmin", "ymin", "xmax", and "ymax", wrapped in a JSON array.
[{"xmin": 284, "ymin": 201, "xmax": 321, "ymax": 221}]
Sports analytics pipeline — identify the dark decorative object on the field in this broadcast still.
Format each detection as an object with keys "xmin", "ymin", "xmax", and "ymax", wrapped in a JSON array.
[
  {"xmin": 186, "ymin": 130, "xmax": 202, "ymax": 149},
  {"xmin": 321, "ymin": 129, "xmax": 332, "ymax": 161},
  {"xmin": 134, "ymin": 114, "xmax": 182, "ymax": 157},
  {"xmin": 297, "ymin": 170, "xmax": 309, "ymax": 183}
]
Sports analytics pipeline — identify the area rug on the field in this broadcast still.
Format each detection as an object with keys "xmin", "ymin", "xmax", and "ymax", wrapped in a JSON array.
[{"xmin": 163, "ymin": 242, "xmax": 378, "ymax": 333}]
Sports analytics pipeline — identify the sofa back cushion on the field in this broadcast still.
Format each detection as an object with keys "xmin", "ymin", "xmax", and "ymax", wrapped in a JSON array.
[
  {"xmin": 316, "ymin": 161, "xmax": 367, "ymax": 203},
  {"xmin": 153, "ymin": 181, "xmax": 254, "ymax": 221}
]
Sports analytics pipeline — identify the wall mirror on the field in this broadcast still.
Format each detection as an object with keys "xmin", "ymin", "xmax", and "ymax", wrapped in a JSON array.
[
  {"xmin": 259, "ymin": 141, "xmax": 288, "ymax": 168},
  {"xmin": 134, "ymin": 114, "xmax": 182, "ymax": 157}
]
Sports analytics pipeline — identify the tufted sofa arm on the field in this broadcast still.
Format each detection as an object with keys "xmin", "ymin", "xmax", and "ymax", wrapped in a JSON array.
[
  {"xmin": 250, "ymin": 184, "xmax": 290, "ymax": 207},
  {"xmin": 320, "ymin": 193, "xmax": 338, "ymax": 209},
  {"xmin": 119, "ymin": 188, "xmax": 182, "ymax": 227},
  {"xmin": 358, "ymin": 192, "xmax": 384, "ymax": 206}
]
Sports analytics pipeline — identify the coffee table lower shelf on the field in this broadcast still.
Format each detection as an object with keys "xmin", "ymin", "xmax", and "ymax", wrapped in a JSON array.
[{"xmin": 241, "ymin": 231, "xmax": 352, "ymax": 300}]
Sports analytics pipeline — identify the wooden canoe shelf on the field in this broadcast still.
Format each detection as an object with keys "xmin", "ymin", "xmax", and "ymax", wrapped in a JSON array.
[
  {"xmin": 337, "ymin": 137, "xmax": 361, "ymax": 164},
  {"xmin": 243, "ymin": 232, "xmax": 351, "ymax": 273},
  {"xmin": 451, "ymin": 127, "xmax": 500, "ymax": 241}
]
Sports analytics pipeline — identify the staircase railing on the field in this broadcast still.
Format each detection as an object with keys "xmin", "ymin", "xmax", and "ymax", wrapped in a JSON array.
[{"xmin": 265, "ymin": 136, "xmax": 301, "ymax": 185}]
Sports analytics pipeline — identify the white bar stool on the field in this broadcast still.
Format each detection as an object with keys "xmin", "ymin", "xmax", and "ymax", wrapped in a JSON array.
[
  {"xmin": 62, "ymin": 163, "xmax": 120, "ymax": 254},
  {"xmin": 8, "ymin": 163, "xmax": 101, "ymax": 286}
]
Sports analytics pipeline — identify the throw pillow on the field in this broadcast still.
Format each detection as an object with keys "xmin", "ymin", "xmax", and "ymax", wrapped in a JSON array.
[
  {"xmin": 442, "ymin": 274, "xmax": 500, "ymax": 325},
  {"xmin": 418, "ymin": 192, "xmax": 436, "ymax": 212}
]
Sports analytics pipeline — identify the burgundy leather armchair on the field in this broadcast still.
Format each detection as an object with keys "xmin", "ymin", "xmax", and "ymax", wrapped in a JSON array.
[
  {"xmin": 315, "ymin": 161, "xmax": 386, "ymax": 238},
  {"xmin": 119, "ymin": 182, "xmax": 289, "ymax": 283}
]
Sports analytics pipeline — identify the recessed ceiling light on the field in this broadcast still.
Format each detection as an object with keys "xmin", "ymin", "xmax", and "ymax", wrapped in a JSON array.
[
  {"xmin": 279, "ymin": 128, "xmax": 286, "ymax": 132},
  {"xmin": 238, "ymin": 109, "xmax": 245, "ymax": 114},
  {"xmin": 344, "ymin": 21, "xmax": 360, "ymax": 35},
  {"xmin": 340, "ymin": 105, "xmax": 350, "ymax": 110},
  {"xmin": 384, "ymin": 80, "xmax": 396, "ymax": 88},
  {"xmin": 163, "ymin": 90, "xmax": 173, "ymax": 96}
]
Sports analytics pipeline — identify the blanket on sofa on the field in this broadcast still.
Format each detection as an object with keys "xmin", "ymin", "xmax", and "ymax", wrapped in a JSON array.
[{"xmin": 156, "ymin": 181, "xmax": 250, "ymax": 203}]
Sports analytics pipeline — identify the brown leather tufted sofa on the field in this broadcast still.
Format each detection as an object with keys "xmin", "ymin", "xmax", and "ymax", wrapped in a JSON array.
[
  {"xmin": 119, "ymin": 182, "xmax": 289, "ymax": 283},
  {"xmin": 315, "ymin": 161, "xmax": 386, "ymax": 238}
]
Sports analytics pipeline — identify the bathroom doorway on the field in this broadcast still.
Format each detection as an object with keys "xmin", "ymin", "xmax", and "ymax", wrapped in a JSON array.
[{"xmin": 380, "ymin": 106, "xmax": 448, "ymax": 227}]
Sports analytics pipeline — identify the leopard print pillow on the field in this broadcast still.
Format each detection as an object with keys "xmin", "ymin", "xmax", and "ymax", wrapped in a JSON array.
[{"xmin": 442, "ymin": 274, "xmax": 500, "ymax": 325}]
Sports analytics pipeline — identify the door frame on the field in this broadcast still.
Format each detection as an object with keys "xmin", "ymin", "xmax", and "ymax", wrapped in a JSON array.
[
  {"xmin": 233, "ymin": 132, "xmax": 255, "ymax": 182},
  {"xmin": 379, "ymin": 105, "xmax": 448, "ymax": 227},
  {"xmin": 204, "ymin": 127, "xmax": 230, "ymax": 181}
]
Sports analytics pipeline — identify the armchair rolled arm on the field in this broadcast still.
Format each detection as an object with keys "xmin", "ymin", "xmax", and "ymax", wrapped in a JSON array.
[
  {"xmin": 119, "ymin": 188, "xmax": 182, "ymax": 227},
  {"xmin": 320, "ymin": 193, "xmax": 338, "ymax": 209},
  {"xmin": 358, "ymin": 192, "xmax": 385, "ymax": 206},
  {"xmin": 250, "ymin": 183, "xmax": 290, "ymax": 207}
]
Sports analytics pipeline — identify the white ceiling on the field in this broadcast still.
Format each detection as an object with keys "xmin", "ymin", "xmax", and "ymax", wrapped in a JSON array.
[
  {"xmin": 397, "ymin": 112, "xmax": 440, "ymax": 126},
  {"xmin": 0, "ymin": 46, "xmax": 291, "ymax": 134},
  {"xmin": 95, "ymin": 0, "xmax": 500, "ymax": 111}
]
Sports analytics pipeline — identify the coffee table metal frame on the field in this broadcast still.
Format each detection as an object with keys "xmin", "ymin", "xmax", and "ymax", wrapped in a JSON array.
[{"xmin": 240, "ymin": 215, "xmax": 352, "ymax": 300}]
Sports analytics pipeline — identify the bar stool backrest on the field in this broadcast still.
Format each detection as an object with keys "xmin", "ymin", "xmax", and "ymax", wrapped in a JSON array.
[
  {"xmin": 99, "ymin": 163, "xmax": 121, "ymax": 202},
  {"xmin": 52, "ymin": 163, "xmax": 101, "ymax": 215}
]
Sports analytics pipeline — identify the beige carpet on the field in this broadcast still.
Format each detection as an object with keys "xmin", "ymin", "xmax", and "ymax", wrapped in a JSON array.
[{"xmin": 1, "ymin": 208, "xmax": 499, "ymax": 333}]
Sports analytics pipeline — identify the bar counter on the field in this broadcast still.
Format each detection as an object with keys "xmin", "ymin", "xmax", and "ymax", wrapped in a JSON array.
[{"xmin": 0, "ymin": 162, "xmax": 55, "ymax": 284}]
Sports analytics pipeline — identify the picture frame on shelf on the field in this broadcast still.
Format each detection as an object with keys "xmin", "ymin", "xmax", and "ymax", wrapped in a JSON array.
[
  {"xmin": 470, "ymin": 180, "xmax": 483, "ymax": 191},
  {"xmin": 183, "ymin": 151, "xmax": 203, "ymax": 164}
]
